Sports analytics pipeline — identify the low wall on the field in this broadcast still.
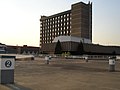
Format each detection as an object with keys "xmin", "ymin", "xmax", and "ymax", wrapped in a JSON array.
[{"xmin": 0, "ymin": 54, "xmax": 34, "ymax": 61}]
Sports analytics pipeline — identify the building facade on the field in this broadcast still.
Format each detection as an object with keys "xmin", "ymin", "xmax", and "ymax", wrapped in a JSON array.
[
  {"xmin": 0, "ymin": 43, "xmax": 6, "ymax": 54},
  {"xmin": 0, "ymin": 42, "xmax": 40, "ymax": 55},
  {"xmin": 71, "ymin": 2, "xmax": 92, "ymax": 40},
  {"xmin": 42, "ymin": 42, "xmax": 120, "ymax": 55},
  {"xmin": 40, "ymin": 2, "xmax": 92, "ymax": 49}
]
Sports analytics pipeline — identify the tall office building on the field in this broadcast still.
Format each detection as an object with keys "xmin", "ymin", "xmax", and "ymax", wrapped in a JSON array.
[
  {"xmin": 40, "ymin": 1, "xmax": 92, "ymax": 48},
  {"xmin": 71, "ymin": 2, "xmax": 92, "ymax": 40}
]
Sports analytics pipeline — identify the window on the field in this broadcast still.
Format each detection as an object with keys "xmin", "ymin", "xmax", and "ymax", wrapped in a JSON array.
[
  {"xmin": 67, "ymin": 14, "xmax": 69, "ymax": 17},
  {"xmin": 64, "ymin": 31, "xmax": 65, "ymax": 34},
  {"xmin": 58, "ymin": 20, "xmax": 60, "ymax": 23},
  {"xmin": 61, "ymin": 31, "xmax": 62, "ymax": 34}
]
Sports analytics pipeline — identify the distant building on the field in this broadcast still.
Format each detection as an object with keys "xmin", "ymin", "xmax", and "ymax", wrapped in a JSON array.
[
  {"xmin": 42, "ymin": 42, "xmax": 120, "ymax": 55},
  {"xmin": 39, "ymin": 1, "xmax": 120, "ymax": 55},
  {"xmin": 40, "ymin": 1, "xmax": 92, "ymax": 48},
  {"xmin": 6, "ymin": 45, "xmax": 18, "ymax": 54},
  {"xmin": 20, "ymin": 45, "xmax": 39, "ymax": 55},
  {"xmin": 40, "ymin": 2, "xmax": 92, "ymax": 54},
  {"xmin": 0, "ymin": 42, "xmax": 40, "ymax": 54}
]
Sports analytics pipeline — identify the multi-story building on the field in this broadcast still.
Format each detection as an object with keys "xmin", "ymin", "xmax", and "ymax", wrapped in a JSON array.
[{"xmin": 40, "ymin": 1, "xmax": 92, "ymax": 48}]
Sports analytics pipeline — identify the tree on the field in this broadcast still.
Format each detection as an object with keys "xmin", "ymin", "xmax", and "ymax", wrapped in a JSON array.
[
  {"xmin": 112, "ymin": 51, "xmax": 116, "ymax": 55},
  {"xmin": 77, "ymin": 41, "xmax": 84, "ymax": 55},
  {"xmin": 54, "ymin": 40, "xmax": 62, "ymax": 54}
]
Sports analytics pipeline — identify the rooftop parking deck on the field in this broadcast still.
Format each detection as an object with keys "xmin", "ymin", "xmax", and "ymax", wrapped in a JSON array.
[{"xmin": 0, "ymin": 57, "xmax": 120, "ymax": 90}]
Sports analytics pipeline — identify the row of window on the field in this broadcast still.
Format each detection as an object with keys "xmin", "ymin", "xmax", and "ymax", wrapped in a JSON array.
[
  {"xmin": 42, "ymin": 21, "xmax": 71, "ymax": 26},
  {"xmin": 41, "ymin": 25, "xmax": 70, "ymax": 31},
  {"xmin": 42, "ymin": 30, "xmax": 70, "ymax": 37},
  {"xmin": 43, "ymin": 13, "xmax": 71, "ymax": 22},
  {"xmin": 41, "ymin": 27, "xmax": 71, "ymax": 37},
  {"xmin": 41, "ymin": 30, "xmax": 71, "ymax": 44},
  {"xmin": 43, "ymin": 17, "xmax": 71, "ymax": 23},
  {"xmin": 41, "ymin": 23, "xmax": 70, "ymax": 30},
  {"xmin": 40, "ymin": 12, "xmax": 71, "ymax": 44}
]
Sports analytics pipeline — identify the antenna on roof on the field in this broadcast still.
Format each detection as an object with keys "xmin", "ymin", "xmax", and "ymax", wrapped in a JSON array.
[{"xmin": 88, "ymin": 1, "xmax": 90, "ymax": 4}]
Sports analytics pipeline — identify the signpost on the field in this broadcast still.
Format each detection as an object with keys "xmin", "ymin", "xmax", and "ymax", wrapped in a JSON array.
[{"xmin": 0, "ymin": 55, "xmax": 15, "ymax": 84}]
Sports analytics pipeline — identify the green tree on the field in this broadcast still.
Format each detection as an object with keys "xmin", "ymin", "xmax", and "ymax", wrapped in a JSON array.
[
  {"xmin": 77, "ymin": 41, "xmax": 84, "ymax": 55},
  {"xmin": 54, "ymin": 40, "xmax": 62, "ymax": 54}
]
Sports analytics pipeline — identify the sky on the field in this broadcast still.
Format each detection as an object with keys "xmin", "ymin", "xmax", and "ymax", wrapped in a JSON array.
[{"xmin": 0, "ymin": 0, "xmax": 120, "ymax": 47}]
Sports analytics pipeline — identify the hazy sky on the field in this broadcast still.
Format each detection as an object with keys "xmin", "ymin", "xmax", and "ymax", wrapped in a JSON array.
[{"xmin": 0, "ymin": 0, "xmax": 120, "ymax": 46}]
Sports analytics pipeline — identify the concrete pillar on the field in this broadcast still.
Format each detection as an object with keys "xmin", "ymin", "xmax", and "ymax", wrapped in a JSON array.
[
  {"xmin": 45, "ymin": 56, "xmax": 50, "ymax": 64},
  {"xmin": 109, "ymin": 56, "xmax": 116, "ymax": 72},
  {"xmin": 85, "ymin": 56, "xmax": 88, "ymax": 62}
]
